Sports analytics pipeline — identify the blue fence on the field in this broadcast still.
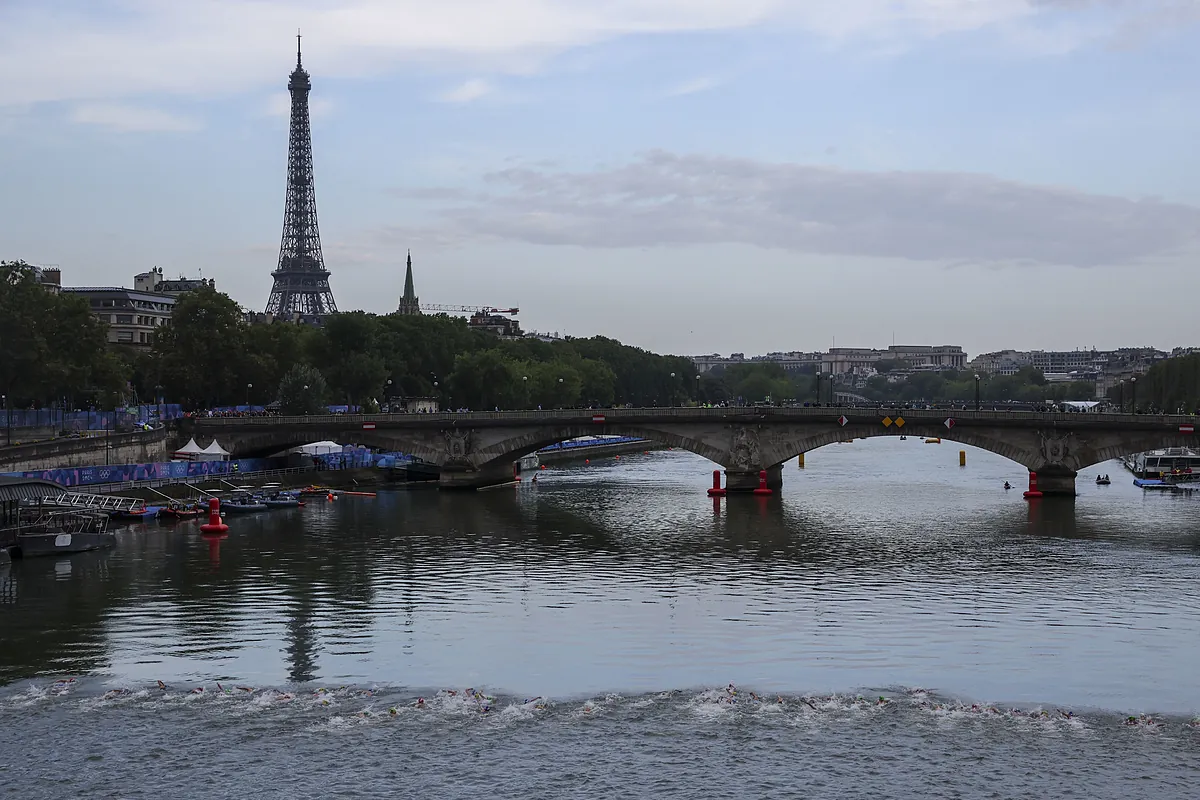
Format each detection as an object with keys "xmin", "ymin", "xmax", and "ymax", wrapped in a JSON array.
[
  {"xmin": 5, "ymin": 457, "xmax": 285, "ymax": 488},
  {"xmin": 4, "ymin": 404, "xmax": 185, "ymax": 431}
]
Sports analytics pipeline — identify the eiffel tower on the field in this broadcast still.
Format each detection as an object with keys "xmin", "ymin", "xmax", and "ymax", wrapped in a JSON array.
[{"xmin": 264, "ymin": 32, "xmax": 337, "ymax": 319}]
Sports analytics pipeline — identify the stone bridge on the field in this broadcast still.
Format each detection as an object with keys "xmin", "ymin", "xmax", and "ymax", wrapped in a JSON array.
[{"xmin": 182, "ymin": 407, "xmax": 1200, "ymax": 495}]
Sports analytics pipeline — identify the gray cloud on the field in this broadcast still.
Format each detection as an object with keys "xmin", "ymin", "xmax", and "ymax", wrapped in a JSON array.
[{"xmin": 394, "ymin": 150, "xmax": 1200, "ymax": 267}]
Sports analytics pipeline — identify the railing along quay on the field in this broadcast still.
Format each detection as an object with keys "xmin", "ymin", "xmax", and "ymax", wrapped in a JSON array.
[{"xmin": 191, "ymin": 407, "xmax": 1200, "ymax": 427}]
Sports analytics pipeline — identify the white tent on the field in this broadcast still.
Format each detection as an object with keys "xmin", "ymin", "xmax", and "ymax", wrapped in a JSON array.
[
  {"xmin": 198, "ymin": 440, "xmax": 232, "ymax": 461},
  {"xmin": 173, "ymin": 438, "xmax": 206, "ymax": 461},
  {"xmin": 292, "ymin": 441, "xmax": 342, "ymax": 456}
]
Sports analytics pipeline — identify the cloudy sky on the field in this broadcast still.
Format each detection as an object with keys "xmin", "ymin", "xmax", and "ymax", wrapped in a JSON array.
[{"xmin": 2, "ymin": 0, "xmax": 1198, "ymax": 358}]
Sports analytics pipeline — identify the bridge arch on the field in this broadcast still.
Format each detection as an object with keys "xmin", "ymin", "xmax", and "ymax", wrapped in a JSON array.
[
  {"xmin": 472, "ymin": 424, "xmax": 728, "ymax": 470},
  {"xmin": 757, "ymin": 424, "xmax": 1044, "ymax": 471}
]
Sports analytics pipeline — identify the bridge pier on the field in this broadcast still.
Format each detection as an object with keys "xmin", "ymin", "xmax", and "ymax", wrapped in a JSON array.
[
  {"xmin": 439, "ymin": 462, "xmax": 516, "ymax": 491},
  {"xmin": 1031, "ymin": 468, "xmax": 1077, "ymax": 498},
  {"xmin": 725, "ymin": 464, "xmax": 783, "ymax": 494}
]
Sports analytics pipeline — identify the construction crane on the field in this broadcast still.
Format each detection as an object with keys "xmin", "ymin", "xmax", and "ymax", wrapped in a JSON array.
[{"xmin": 420, "ymin": 304, "xmax": 519, "ymax": 315}]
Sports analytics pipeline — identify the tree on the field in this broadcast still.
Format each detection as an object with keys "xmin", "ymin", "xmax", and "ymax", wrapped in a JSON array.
[
  {"xmin": 0, "ymin": 261, "xmax": 125, "ymax": 408},
  {"xmin": 153, "ymin": 285, "xmax": 249, "ymax": 407},
  {"xmin": 278, "ymin": 364, "xmax": 328, "ymax": 415}
]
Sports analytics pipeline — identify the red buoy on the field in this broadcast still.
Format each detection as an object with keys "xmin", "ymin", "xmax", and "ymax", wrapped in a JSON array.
[
  {"xmin": 752, "ymin": 469, "xmax": 773, "ymax": 496},
  {"xmin": 199, "ymin": 497, "xmax": 228, "ymax": 534},
  {"xmin": 707, "ymin": 470, "xmax": 726, "ymax": 497},
  {"xmin": 1023, "ymin": 471, "xmax": 1043, "ymax": 500}
]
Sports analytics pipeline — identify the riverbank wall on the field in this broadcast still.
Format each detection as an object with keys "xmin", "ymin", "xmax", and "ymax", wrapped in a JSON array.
[{"xmin": 0, "ymin": 429, "xmax": 171, "ymax": 473}]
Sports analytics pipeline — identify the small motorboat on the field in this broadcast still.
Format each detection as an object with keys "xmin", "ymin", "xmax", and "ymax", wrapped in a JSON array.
[
  {"xmin": 1095, "ymin": 475, "xmax": 1111, "ymax": 486},
  {"xmin": 160, "ymin": 501, "xmax": 201, "ymax": 520},
  {"xmin": 223, "ymin": 499, "xmax": 268, "ymax": 513},
  {"xmin": 263, "ymin": 494, "xmax": 300, "ymax": 509},
  {"xmin": 112, "ymin": 505, "xmax": 162, "ymax": 521},
  {"xmin": 299, "ymin": 486, "xmax": 340, "ymax": 496},
  {"xmin": 222, "ymin": 492, "xmax": 268, "ymax": 513}
]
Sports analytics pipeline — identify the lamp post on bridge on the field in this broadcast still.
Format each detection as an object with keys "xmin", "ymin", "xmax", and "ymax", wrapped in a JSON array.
[
  {"xmin": 1131, "ymin": 376, "xmax": 1137, "ymax": 413},
  {"xmin": 2, "ymin": 393, "xmax": 8, "ymax": 446},
  {"xmin": 669, "ymin": 372, "xmax": 676, "ymax": 407},
  {"xmin": 1119, "ymin": 379, "xmax": 1125, "ymax": 413},
  {"xmin": 974, "ymin": 373, "xmax": 981, "ymax": 411},
  {"xmin": 245, "ymin": 383, "xmax": 253, "ymax": 409},
  {"xmin": 696, "ymin": 374, "xmax": 702, "ymax": 406}
]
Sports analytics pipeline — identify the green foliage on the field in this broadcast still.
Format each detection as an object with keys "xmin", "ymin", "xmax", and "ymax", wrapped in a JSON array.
[
  {"xmin": 853, "ymin": 367, "xmax": 1096, "ymax": 405},
  {"xmin": 0, "ymin": 260, "xmax": 125, "ymax": 407},
  {"xmin": 278, "ymin": 364, "xmax": 328, "ymax": 415},
  {"xmin": 152, "ymin": 285, "xmax": 250, "ymax": 407},
  {"xmin": 1139, "ymin": 354, "xmax": 1200, "ymax": 412}
]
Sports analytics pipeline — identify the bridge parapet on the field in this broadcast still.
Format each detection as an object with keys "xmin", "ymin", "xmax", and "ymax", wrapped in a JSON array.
[{"xmin": 185, "ymin": 408, "xmax": 1200, "ymax": 494}]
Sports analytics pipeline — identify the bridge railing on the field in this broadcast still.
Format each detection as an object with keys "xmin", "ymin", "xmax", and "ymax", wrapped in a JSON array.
[{"xmin": 188, "ymin": 406, "xmax": 1200, "ymax": 427}]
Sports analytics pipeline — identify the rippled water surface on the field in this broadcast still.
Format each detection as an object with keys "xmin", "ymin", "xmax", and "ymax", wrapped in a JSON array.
[{"xmin": 3, "ymin": 440, "xmax": 1200, "ymax": 798}]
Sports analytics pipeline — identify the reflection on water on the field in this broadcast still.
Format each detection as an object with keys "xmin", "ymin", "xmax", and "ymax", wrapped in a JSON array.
[{"xmin": 2, "ymin": 439, "xmax": 1200, "ymax": 712}]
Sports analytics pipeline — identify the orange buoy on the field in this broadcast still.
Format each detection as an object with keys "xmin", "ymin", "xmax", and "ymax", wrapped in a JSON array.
[
  {"xmin": 327, "ymin": 492, "xmax": 335, "ymax": 502},
  {"xmin": 1023, "ymin": 471, "xmax": 1043, "ymax": 500}
]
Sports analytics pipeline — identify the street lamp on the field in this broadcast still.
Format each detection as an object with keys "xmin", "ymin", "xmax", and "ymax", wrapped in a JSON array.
[
  {"xmin": 669, "ymin": 372, "xmax": 676, "ymax": 407},
  {"xmin": 974, "ymin": 373, "xmax": 981, "ymax": 411},
  {"xmin": 696, "ymin": 374, "xmax": 702, "ymax": 405},
  {"xmin": 1131, "ymin": 376, "xmax": 1137, "ymax": 413},
  {"xmin": 2, "ymin": 393, "xmax": 8, "ymax": 446},
  {"xmin": 246, "ymin": 383, "xmax": 253, "ymax": 407}
]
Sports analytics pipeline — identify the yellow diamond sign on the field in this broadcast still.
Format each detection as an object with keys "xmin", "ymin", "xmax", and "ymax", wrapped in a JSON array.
[
  {"xmin": 895, "ymin": 416, "xmax": 905, "ymax": 428},
  {"xmin": 881, "ymin": 416, "xmax": 893, "ymax": 428}
]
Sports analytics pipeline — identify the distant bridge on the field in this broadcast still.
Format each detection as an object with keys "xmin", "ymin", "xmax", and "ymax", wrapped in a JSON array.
[{"xmin": 183, "ymin": 407, "xmax": 1200, "ymax": 494}]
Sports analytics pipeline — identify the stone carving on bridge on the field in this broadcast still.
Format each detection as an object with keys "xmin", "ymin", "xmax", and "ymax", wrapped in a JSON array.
[
  {"xmin": 728, "ymin": 425, "xmax": 764, "ymax": 470},
  {"xmin": 443, "ymin": 429, "xmax": 474, "ymax": 466},
  {"xmin": 1037, "ymin": 431, "xmax": 1075, "ymax": 468}
]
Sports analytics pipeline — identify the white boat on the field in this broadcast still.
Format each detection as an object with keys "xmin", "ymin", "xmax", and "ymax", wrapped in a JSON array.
[{"xmin": 1125, "ymin": 447, "xmax": 1200, "ymax": 479}]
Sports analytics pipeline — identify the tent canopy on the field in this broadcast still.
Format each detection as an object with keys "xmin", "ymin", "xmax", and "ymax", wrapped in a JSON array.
[
  {"xmin": 200, "ymin": 440, "xmax": 231, "ymax": 455},
  {"xmin": 173, "ymin": 438, "xmax": 205, "ymax": 455}
]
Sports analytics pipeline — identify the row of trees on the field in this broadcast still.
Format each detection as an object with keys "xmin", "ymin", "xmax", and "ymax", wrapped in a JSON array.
[
  {"xmin": 1132, "ymin": 354, "xmax": 1200, "ymax": 412},
  {"xmin": 698, "ymin": 362, "xmax": 1096, "ymax": 405},
  {"xmin": 1, "ymin": 262, "xmax": 128, "ymax": 410},
  {"xmin": 0, "ymin": 259, "xmax": 1105, "ymax": 413}
]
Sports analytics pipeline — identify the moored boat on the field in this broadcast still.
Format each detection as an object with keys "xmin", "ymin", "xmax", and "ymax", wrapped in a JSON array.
[
  {"xmin": 263, "ymin": 495, "xmax": 300, "ymax": 508},
  {"xmin": 160, "ymin": 501, "xmax": 201, "ymax": 520},
  {"xmin": 6, "ymin": 508, "xmax": 114, "ymax": 558}
]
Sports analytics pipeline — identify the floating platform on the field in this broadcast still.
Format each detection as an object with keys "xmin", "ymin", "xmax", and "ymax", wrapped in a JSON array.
[{"xmin": 1133, "ymin": 479, "xmax": 1173, "ymax": 490}]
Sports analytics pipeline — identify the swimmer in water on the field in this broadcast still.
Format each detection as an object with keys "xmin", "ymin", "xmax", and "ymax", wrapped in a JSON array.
[
  {"xmin": 157, "ymin": 680, "xmax": 168, "ymax": 690},
  {"xmin": 190, "ymin": 687, "xmax": 204, "ymax": 695},
  {"xmin": 389, "ymin": 707, "xmax": 399, "ymax": 716},
  {"xmin": 877, "ymin": 696, "xmax": 888, "ymax": 706},
  {"xmin": 415, "ymin": 697, "xmax": 426, "ymax": 708}
]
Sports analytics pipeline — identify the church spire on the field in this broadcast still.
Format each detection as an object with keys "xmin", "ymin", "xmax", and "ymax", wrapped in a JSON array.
[{"xmin": 397, "ymin": 250, "xmax": 421, "ymax": 315}]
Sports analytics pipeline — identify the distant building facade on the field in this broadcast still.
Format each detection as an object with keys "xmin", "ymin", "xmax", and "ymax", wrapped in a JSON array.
[
  {"xmin": 133, "ymin": 266, "xmax": 214, "ymax": 296},
  {"xmin": 62, "ymin": 268, "xmax": 209, "ymax": 349},
  {"xmin": 63, "ymin": 286, "xmax": 177, "ymax": 348}
]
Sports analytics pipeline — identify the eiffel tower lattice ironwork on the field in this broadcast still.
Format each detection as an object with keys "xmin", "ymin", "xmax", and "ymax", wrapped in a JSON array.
[{"xmin": 265, "ymin": 32, "xmax": 337, "ymax": 318}]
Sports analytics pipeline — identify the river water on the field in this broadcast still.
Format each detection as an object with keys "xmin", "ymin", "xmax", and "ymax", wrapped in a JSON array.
[{"xmin": 2, "ymin": 439, "xmax": 1199, "ymax": 798}]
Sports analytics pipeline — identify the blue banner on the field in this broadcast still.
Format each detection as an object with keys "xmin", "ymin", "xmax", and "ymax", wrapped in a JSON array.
[
  {"xmin": 5, "ymin": 457, "xmax": 283, "ymax": 488},
  {"xmin": 4, "ymin": 404, "xmax": 184, "ymax": 431}
]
